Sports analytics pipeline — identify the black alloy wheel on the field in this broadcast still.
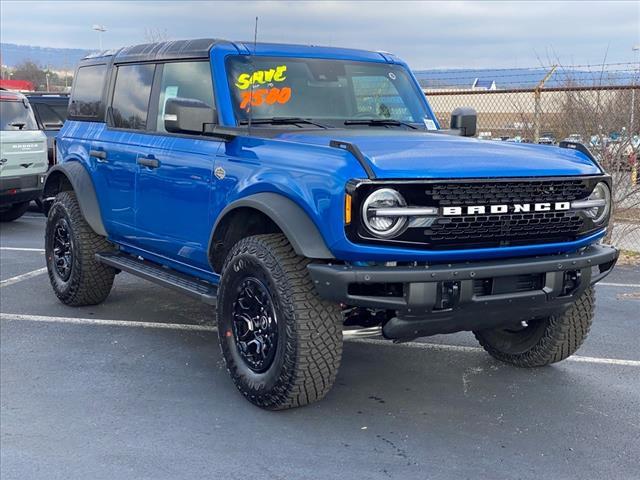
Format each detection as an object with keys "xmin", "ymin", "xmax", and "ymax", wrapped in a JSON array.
[
  {"xmin": 231, "ymin": 277, "xmax": 279, "ymax": 373},
  {"xmin": 52, "ymin": 218, "xmax": 73, "ymax": 281}
]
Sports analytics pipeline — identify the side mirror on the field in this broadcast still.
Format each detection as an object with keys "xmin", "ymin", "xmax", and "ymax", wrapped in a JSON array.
[
  {"xmin": 450, "ymin": 107, "xmax": 477, "ymax": 137},
  {"xmin": 164, "ymin": 97, "xmax": 216, "ymax": 135}
]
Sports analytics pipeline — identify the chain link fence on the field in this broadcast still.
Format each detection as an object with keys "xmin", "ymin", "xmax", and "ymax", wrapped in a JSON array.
[{"xmin": 425, "ymin": 85, "xmax": 640, "ymax": 253}]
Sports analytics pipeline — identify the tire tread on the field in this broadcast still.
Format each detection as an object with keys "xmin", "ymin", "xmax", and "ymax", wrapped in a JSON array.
[{"xmin": 474, "ymin": 288, "xmax": 595, "ymax": 367}]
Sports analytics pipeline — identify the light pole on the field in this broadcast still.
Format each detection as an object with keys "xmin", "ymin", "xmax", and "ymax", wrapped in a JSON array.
[
  {"xmin": 632, "ymin": 46, "xmax": 640, "ymax": 130},
  {"xmin": 92, "ymin": 24, "xmax": 107, "ymax": 50}
]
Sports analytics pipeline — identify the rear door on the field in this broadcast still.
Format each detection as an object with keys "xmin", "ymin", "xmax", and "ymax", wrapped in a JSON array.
[
  {"xmin": 134, "ymin": 61, "xmax": 221, "ymax": 271},
  {"xmin": 90, "ymin": 63, "xmax": 156, "ymax": 243}
]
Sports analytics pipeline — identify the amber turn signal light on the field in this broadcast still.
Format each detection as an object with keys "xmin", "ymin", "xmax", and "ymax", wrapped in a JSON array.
[{"xmin": 344, "ymin": 193, "xmax": 352, "ymax": 225}]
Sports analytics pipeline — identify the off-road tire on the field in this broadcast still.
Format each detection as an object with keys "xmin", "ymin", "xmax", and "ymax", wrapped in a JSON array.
[
  {"xmin": 0, "ymin": 201, "xmax": 30, "ymax": 222},
  {"xmin": 217, "ymin": 233, "xmax": 343, "ymax": 410},
  {"xmin": 45, "ymin": 191, "xmax": 116, "ymax": 306},
  {"xmin": 474, "ymin": 287, "xmax": 595, "ymax": 367}
]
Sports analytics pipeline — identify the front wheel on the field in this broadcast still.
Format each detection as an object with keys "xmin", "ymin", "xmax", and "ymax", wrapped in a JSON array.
[
  {"xmin": 217, "ymin": 234, "xmax": 343, "ymax": 410},
  {"xmin": 474, "ymin": 287, "xmax": 595, "ymax": 367}
]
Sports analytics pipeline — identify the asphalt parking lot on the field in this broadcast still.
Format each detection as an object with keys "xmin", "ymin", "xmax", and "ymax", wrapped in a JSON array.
[{"xmin": 1, "ymin": 213, "xmax": 639, "ymax": 480}]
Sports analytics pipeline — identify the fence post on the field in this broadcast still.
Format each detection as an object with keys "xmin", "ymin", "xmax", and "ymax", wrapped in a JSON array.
[
  {"xmin": 533, "ymin": 89, "xmax": 541, "ymax": 143},
  {"xmin": 533, "ymin": 65, "xmax": 557, "ymax": 143}
]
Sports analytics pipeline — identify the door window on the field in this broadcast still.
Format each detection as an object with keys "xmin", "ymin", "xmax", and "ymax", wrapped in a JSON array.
[
  {"xmin": 111, "ymin": 64, "xmax": 155, "ymax": 130},
  {"xmin": 32, "ymin": 103, "xmax": 66, "ymax": 129},
  {"xmin": 155, "ymin": 61, "xmax": 215, "ymax": 133},
  {"xmin": 68, "ymin": 64, "xmax": 107, "ymax": 119}
]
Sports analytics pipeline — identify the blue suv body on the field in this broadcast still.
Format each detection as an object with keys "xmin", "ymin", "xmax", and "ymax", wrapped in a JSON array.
[{"xmin": 44, "ymin": 39, "xmax": 618, "ymax": 409}]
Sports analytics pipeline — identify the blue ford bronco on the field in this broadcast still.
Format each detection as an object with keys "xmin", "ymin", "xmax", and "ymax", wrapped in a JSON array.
[{"xmin": 44, "ymin": 39, "xmax": 618, "ymax": 409}]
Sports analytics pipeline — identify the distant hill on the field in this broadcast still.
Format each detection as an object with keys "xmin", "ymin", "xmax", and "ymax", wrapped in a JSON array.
[
  {"xmin": 0, "ymin": 43, "xmax": 93, "ymax": 70},
  {"xmin": 415, "ymin": 67, "xmax": 638, "ymax": 90}
]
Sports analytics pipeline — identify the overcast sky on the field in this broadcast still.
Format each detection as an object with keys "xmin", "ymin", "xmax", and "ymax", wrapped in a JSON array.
[{"xmin": 1, "ymin": 0, "xmax": 639, "ymax": 69}]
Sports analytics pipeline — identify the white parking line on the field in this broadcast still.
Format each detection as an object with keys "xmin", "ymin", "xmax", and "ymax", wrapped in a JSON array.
[
  {"xmin": 348, "ymin": 337, "xmax": 640, "ymax": 367},
  {"xmin": 0, "ymin": 247, "xmax": 45, "ymax": 252},
  {"xmin": 0, "ymin": 313, "xmax": 215, "ymax": 331},
  {"xmin": 598, "ymin": 282, "xmax": 640, "ymax": 288},
  {"xmin": 1, "ymin": 312, "xmax": 638, "ymax": 367},
  {"xmin": 0, "ymin": 268, "xmax": 48, "ymax": 288}
]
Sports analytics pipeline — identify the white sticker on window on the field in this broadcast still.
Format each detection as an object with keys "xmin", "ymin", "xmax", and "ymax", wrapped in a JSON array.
[
  {"xmin": 160, "ymin": 86, "xmax": 179, "ymax": 125},
  {"xmin": 423, "ymin": 118, "xmax": 437, "ymax": 130}
]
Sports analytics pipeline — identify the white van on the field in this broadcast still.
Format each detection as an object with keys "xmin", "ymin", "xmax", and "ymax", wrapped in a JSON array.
[{"xmin": 1, "ymin": 90, "xmax": 48, "ymax": 222}]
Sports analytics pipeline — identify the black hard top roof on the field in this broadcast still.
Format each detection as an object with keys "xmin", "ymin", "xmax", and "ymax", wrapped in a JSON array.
[{"xmin": 82, "ymin": 38, "xmax": 232, "ymax": 64}]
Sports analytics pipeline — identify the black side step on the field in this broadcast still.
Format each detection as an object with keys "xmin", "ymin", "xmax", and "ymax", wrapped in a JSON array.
[{"xmin": 96, "ymin": 252, "xmax": 217, "ymax": 305}]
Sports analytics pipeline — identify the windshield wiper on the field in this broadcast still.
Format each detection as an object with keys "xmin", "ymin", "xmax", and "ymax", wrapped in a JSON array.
[
  {"xmin": 343, "ymin": 119, "xmax": 417, "ymax": 130},
  {"xmin": 239, "ymin": 117, "xmax": 330, "ymax": 129}
]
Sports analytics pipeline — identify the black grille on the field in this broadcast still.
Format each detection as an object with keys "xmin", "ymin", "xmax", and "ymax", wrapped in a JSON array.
[
  {"xmin": 426, "ymin": 179, "xmax": 591, "ymax": 206},
  {"xmin": 422, "ymin": 179, "xmax": 590, "ymax": 248},
  {"xmin": 349, "ymin": 177, "xmax": 603, "ymax": 250},
  {"xmin": 426, "ymin": 211, "xmax": 584, "ymax": 248}
]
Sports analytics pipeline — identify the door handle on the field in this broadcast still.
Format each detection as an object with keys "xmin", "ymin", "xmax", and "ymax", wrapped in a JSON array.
[
  {"xmin": 90, "ymin": 150, "xmax": 108, "ymax": 162},
  {"xmin": 137, "ymin": 156, "xmax": 160, "ymax": 169}
]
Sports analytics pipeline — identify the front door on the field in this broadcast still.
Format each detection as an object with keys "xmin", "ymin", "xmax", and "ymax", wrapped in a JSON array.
[{"xmin": 134, "ymin": 61, "xmax": 221, "ymax": 271}]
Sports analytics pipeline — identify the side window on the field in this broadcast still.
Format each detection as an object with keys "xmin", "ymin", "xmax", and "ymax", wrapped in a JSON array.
[
  {"xmin": 111, "ymin": 64, "xmax": 155, "ymax": 130},
  {"xmin": 351, "ymin": 75, "xmax": 412, "ymax": 121},
  {"xmin": 32, "ymin": 103, "xmax": 65, "ymax": 129},
  {"xmin": 69, "ymin": 64, "xmax": 107, "ymax": 119},
  {"xmin": 156, "ymin": 61, "xmax": 215, "ymax": 133}
]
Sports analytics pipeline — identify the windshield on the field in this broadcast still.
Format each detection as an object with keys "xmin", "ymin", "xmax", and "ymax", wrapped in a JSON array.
[
  {"xmin": 226, "ymin": 56, "xmax": 434, "ymax": 127},
  {"xmin": 1, "ymin": 100, "xmax": 38, "ymax": 131}
]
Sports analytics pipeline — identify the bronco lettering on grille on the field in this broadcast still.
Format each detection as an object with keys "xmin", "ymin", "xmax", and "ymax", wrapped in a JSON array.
[{"xmin": 442, "ymin": 202, "xmax": 571, "ymax": 216}]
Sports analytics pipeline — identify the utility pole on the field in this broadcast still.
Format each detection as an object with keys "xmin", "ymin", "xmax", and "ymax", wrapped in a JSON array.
[
  {"xmin": 533, "ymin": 65, "xmax": 557, "ymax": 143},
  {"xmin": 92, "ymin": 24, "xmax": 107, "ymax": 50}
]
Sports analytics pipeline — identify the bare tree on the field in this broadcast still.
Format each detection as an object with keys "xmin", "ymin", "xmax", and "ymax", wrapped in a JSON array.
[{"xmin": 143, "ymin": 28, "xmax": 170, "ymax": 43}]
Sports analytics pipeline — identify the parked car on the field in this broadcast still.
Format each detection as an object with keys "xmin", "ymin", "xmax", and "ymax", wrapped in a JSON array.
[
  {"xmin": 44, "ymin": 39, "xmax": 618, "ymax": 410},
  {"xmin": 0, "ymin": 90, "xmax": 47, "ymax": 221},
  {"xmin": 25, "ymin": 93, "xmax": 69, "ymax": 166}
]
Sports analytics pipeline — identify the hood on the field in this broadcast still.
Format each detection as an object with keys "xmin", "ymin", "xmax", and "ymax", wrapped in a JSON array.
[{"xmin": 274, "ymin": 130, "xmax": 601, "ymax": 178}]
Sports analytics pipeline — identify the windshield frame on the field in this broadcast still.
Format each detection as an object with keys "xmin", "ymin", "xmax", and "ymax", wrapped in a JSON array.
[{"xmin": 223, "ymin": 55, "xmax": 438, "ymax": 129}]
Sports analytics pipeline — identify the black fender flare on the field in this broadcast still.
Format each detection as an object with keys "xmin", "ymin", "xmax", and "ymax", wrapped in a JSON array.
[
  {"xmin": 209, "ymin": 192, "xmax": 334, "ymax": 262},
  {"xmin": 43, "ymin": 162, "xmax": 107, "ymax": 237}
]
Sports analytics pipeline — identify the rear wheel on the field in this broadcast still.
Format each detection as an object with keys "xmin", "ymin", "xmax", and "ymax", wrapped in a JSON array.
[
  {"xmin": 0, "ymin": 201, "xmax": 30, "ymax": 222},
  {"xmin": 474, "ymin": 287, "xmax": 595, "ymax": 367},
  {"xmin": 45, "ymin": 191, "xmax": 116, "ymax": 306},
  {"xmin": 217, "ymin": 233, "xmax": 343, "ymax": 410}
]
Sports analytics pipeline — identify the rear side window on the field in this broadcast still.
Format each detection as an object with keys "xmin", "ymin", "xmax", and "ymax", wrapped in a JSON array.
[
  {"xmin": 69, "ymin": 64, "xmax": 107, "ymax": 119},
  {"xmin": 155, "ymin": 61, "xmax": 215, "ymax": 133},
  {"xmin": 0, "ymin": 100, "xmax": 38, "ymax": 131},
  {"xmin": 111, "ymin": 64, "xmax": 155, "ymax": 130},
  {"xmin": 32, "ymin": 103, "xmax": 67, "ymax": 129}
]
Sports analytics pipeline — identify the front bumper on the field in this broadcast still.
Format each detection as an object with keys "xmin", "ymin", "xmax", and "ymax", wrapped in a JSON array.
[
  {"xmin": 0, "ymin": 173, "xmax": 46, "ymax": 207},
  {"xmin": 308, "ymin": 244, "xmax": 619, "ymax": 340}
]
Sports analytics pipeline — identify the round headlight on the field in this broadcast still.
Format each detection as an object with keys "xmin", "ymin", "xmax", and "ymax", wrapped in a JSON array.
[
  {"xmin": 585, "ymin": 182, "xmax": 611, "ymax": 225},
  {"xmin": 361, "ymin": 188, "xmax": 407, "ymax": 238}
]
